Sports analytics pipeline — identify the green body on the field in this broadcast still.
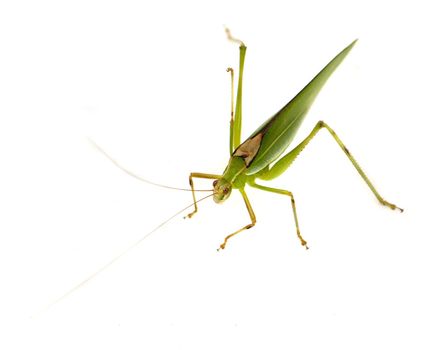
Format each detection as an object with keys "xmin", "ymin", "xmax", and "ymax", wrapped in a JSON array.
[
  {"xmin": 54, "ymin": 33, "xmax": 402, "ymax": 307},
  {"xmin": 188, "ymin": 32, "xmax": 401, "ymax": 250},
  {"xmin": 215, "ymin": 40, "xmax": 357, "ymax": 200},
  {"xmin": 246, "ymin": 41, "xmax": 356, "ymax": 175}
]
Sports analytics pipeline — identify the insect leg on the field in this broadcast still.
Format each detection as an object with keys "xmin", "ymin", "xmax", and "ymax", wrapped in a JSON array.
[
  {"xmin": 227, "ymin": 67, "xmax": 235, "ymax": 155},
  {"xmin": 259, "ymin": 120, "xmax": 403, "ymax": 212},
  {"xmin": 226, "ymin": 28, "xmax": 247, "ymax": 151},
  {"xmin": 218, "ymin": 188, "xmax": 256, "ymax": 250},
  {"xmin": 186, "ymin": 172, "xmax": 221, "ymax": 218},
  {"xmin": 249, "ymin": 180, "xmax": 308, "ymax": 248}
]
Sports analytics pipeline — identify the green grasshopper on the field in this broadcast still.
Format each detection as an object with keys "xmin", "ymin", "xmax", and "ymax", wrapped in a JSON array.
[
  {"xmin": 40, "ymin": 31, "xmax": 404, "ymax": 313},
  {"xmin": 187, "ymin": 29, "xmax": 402, "ymax": 250}
]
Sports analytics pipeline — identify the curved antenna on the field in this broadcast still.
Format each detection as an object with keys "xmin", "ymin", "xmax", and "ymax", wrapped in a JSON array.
[
  {"xmin": 88, "ymin": 138, "xmax": 212, "ymax": 192},
  {"xmin": 35, "ymin": 192, "xmax": 214, "ymax": 317}
]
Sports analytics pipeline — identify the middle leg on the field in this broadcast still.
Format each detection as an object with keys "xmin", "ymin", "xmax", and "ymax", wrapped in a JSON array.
[
  {"xmin": 218, "ymin": 188, "xmax": 256, "ymax": 250},
  {"xmin": 249, "ymin": 180, "xmax": 308, "ymax": 249}
]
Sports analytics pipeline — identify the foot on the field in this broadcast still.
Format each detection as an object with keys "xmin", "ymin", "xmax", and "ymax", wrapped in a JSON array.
[
  {"xmin": 297, "ymin": 229, "xmax": 309, "ymax": 249},
  {"xmin": 184, "ymin": 211, "xmax": 196, "ymax": 219},
  {"xmin": 217, "ymin": 242, "xmax": 226, "ymax": 251},
  {"xmin": 381, "ymin": 199, "xmax": 404, "ymax": 213}
]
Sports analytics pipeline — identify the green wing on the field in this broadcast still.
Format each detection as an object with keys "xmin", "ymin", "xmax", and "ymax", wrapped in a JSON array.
[{"xmin": 244, "ymin": 39, "xmax": 357, "ymax": 175}]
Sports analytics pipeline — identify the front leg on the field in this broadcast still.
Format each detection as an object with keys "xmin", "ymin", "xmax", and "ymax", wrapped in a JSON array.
[{"xmin": 186, "ymin": 172, "xmax": 221, "ymax": 219}]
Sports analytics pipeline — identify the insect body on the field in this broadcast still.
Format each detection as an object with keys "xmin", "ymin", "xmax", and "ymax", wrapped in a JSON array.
[
  {"xmin": 41, "ymin": 31, "xmax": 404, "ymax": 313},
  {"xmin": 188, "ymin": 30, "xmax": 402, "ymax": 250}
]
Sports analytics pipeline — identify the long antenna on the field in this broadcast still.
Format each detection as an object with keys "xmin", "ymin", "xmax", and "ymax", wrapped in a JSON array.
[
  {"xmin": 88, "ymin": 138, "xmax": 212, "ymax": 192},
  {"xmin": 35, "ymin": 193, "xmax": 214, "ymax": 317}
]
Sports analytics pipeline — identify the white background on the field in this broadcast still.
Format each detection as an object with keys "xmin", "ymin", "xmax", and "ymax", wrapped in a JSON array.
[{"xmin": 1, "ymin": 1, "xmax": 438, "ymax": 349}]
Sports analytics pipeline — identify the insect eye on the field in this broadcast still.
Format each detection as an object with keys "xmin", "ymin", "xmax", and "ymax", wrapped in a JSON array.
[
  {"xmin": 223, "ymin": 188, "xmax": 229, "ymax": 194},
  {"xmin": 213, "ymin": 180, "xmax": 218, "ymax": 187}
]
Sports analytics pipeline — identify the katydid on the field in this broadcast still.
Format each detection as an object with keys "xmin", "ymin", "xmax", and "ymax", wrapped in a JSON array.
[
  {"xmin": 39, "ymin": 31, "xmax": 404, "ymax": 313},
  {"xmin": 187, "ymin": 29, "xmax": 402, "ymax": 250}
]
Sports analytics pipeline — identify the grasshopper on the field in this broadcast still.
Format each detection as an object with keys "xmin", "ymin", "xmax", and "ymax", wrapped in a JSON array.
[{"xmin": 186, "ymin": 29, "xmax": 402, "ymax": 250}]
